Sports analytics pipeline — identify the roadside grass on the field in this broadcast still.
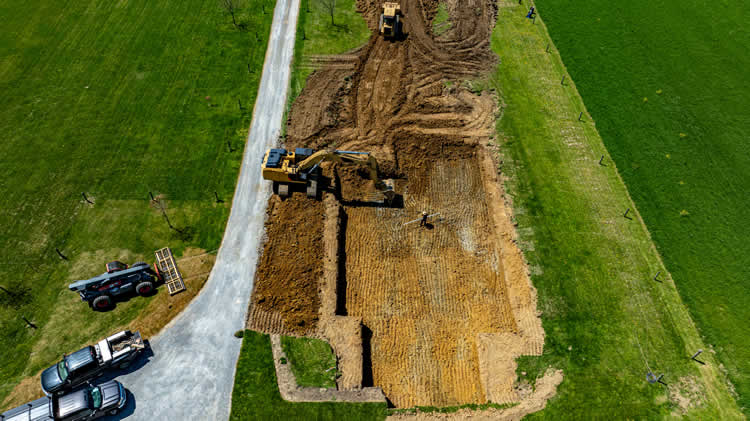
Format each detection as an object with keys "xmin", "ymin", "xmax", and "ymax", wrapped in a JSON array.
[
  {"xmin": 230, "ymin": 330, "xmax": 388, "ymax": 420},
  {"xmin": 289, "ymin": 0, "xmax": 371, "ymax": 105},
  {"xmin": 0, "ymin": 0, "xmax": 274, "ymax": 407},
  {"xmin": 281, "ymin": 336, "xmax": 337, "ymax": 388},
  {"xmin": 535, "ymin": 0, "xmax": 750, "ymax": 411},
  {"xmin": 487, "ymin": 0, "xmax": 741, "ymax": 418},
  {"xmin": 432, "ymin": 3, "xmax": 452, "ymax": 36}
]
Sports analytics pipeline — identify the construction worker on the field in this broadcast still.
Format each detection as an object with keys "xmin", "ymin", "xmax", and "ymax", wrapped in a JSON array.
[{"xmin": 420, "ymin": 211, "xmax": 429, "ymax": 227}]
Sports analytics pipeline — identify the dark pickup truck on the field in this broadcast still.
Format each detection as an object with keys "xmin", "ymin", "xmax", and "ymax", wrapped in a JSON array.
[
  {"xmin": 1, "ymin": 380, "xmax": 126, "ymax": 421},
  {"xmin": 41, "ymin": 331, "xmax": 144, "ymax": 396}
]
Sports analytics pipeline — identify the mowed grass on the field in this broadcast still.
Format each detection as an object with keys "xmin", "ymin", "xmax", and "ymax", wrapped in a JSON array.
[
  {"xmin": 230, "ymin": 331, "xmax": 388, "ymax": 420},
  {"xmin": 533, "ymin": 0, "xmax": 750, "ymax": 411},
  {"xmin": 0, "ymin": 0, "xmax": 274, "ymax": 407},
  {"xmin": 488, "ymin": 0, "xmax": 741, "ymax": 418},
  {"xmin": 289, "ymin": 0, "xmax": 371, "ymax": 103},
  {"xmin": 281, "ymin": 336, "xmax": 337, "ymax": 388}
]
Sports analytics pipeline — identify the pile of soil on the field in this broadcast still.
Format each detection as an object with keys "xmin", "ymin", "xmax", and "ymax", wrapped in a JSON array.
[{"xmin": 252, "ymin": 194, "xmax": 325, "ymax": 335}]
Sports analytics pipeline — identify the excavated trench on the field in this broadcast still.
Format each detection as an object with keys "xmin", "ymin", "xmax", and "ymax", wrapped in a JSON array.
[{"xmin": 248, "ymin": 0, "xmax": 544, "ymax": 408}]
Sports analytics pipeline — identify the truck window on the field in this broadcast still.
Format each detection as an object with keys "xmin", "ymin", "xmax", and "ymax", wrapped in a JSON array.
[
  {"xmin": 90, "ymin": 387, "xmax": 102, "ymax": 409},
  {"xmin": 58, "ymin": 361, "xmax": 69, "ymax": 382}
]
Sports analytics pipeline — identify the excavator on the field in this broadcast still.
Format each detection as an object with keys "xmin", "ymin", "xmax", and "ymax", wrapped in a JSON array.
[
  {"xmin": 261, "ymin": 147, "xmax": 396, "ymax": 202},
  {"xmin": 379, "ymin": 2, "xmax": 403, "ymax": 39}
]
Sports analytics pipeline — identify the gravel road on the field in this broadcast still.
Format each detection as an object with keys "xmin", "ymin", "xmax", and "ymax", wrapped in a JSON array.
[{"xmin": 108, "ymin": 0, "xmax": 300, "ymax": 419}]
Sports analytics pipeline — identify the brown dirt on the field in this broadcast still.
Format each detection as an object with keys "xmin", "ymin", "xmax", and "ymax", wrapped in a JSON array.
[
  {"xmin": 249, "ymin": 194, "xmax": 325, "ymax": 335},
  {"xmin": 249, "ymin": 0, "xmax": 549, "ymax": 409},
  {"xmin": 387, "ymin": 368, "xmax": 564, "ymax": 421}
]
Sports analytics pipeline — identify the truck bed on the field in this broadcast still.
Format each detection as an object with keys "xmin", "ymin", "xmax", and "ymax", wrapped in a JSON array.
[{"xmin": 96, "ymin": 330, "xmax": 144, "ymax": 364}]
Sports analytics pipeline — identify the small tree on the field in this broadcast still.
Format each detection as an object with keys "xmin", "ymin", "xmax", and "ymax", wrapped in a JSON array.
[
  {"xmin": 220, "ymin": 0, "xmax": 239, "ymax": 28},
  {"xmin": 318, "ymin": 0, "xmax": 336, "ymax": 26}
]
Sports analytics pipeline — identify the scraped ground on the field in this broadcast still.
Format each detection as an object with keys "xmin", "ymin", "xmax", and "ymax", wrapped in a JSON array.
[{"xmin": 249, "ymin": 0, "xmax": 545, "ymax": 408}]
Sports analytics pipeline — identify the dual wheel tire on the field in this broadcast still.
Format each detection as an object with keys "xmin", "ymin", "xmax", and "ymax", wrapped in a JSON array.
[
  {"xmin": 91, "ymin": 280, "xmax": 154, "ymax": 310},
  {"xmin": 92, "ymin": 295, "xmax": 112, "ymax": 310}
]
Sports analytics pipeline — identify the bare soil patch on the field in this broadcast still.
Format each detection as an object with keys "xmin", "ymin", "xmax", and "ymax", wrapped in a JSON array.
[
  {"xmin": 249, "ymin": 195, "xmax": 325, "ymax": 335},
  {"xmin": 248, "ymin": 0, "xmax": 549, "ymax": 409}
]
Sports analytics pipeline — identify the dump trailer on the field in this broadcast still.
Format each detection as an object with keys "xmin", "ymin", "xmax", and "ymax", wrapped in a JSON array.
[
  {"xmin": 1, "ymin": 380, "xmax": 126, "ymax": 421},
  {"xmin": 261, "ymin": 148, "xmax": 395, "ymax": 201},
  {"xmin": 41, "ymin": 330, "xmax": 145, "ymax": 396},
  {"xmin": 379, "ymin": 2, "xmax": 403, "ymax": 38}
]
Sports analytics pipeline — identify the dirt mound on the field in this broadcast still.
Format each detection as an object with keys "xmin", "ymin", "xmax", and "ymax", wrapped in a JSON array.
[{"xmin": 250, "ymin": 194, "xmax": 325, "ymax": 335}]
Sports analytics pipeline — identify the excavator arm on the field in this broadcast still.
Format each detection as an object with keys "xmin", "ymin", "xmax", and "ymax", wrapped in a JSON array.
[{"xmin": 294, "ymin": 150, "xmax": 378, "ymax": 180}]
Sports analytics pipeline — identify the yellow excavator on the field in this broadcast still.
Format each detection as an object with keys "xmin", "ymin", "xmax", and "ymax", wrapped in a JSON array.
[
  {"xmin": 379, "ymin": 2, "xmax": 403, "ymax": 39},
  {"xmin": 261, "ymin": 147, "xmax": 395, "ymax": 201}
]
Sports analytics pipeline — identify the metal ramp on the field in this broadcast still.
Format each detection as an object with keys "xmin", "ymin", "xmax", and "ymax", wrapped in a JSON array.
[{"xmin": 155, "ymin": 247, "xmax": 185, "ymax": 295}]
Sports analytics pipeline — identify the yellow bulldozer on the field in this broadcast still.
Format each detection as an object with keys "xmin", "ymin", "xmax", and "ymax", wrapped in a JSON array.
[
  {"xmin": 261, "ymin": 147, "xmax": 395, "ymax": 201},
  {"xmin": 379, "ymin": 2, "xmax": 403, "ymax": 38}
]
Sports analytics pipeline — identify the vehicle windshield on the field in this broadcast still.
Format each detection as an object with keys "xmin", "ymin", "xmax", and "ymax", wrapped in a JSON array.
[
  {"xmin": 57, "ymin": 361, "xmax": 68, "ymax": 381},
  {"xmin": 89, "ymin": 387, "xmax": 102, "ymax": 409}
]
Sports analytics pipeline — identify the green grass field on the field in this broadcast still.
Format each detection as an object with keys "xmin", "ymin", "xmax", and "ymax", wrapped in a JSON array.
[
  {"xmin": 534, "ymin": 0, "xmax": 750, "ymax": 412},
  {"xmin": 289, "ymin": 0, "xmax": 371, "ymax": 104},
  {"xmin": 488, "ymin": 0, "xmax": 741, "ymax": 418},
  {"xmin": 0, "ymin": 0, "xmax": 274, "ymax": 405},
  {"xmin": 230, "ymin": 331, "xmax": 388, "ymax": 420},
  {"xmin": 281, "ymin": 336, "xmax": 337, "ymax": 388}
]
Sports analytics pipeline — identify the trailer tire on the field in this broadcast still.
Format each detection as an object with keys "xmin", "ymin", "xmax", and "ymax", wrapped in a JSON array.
[
  {"xmin": 92, "ymin": 295, "xmax": 112, "ymax": 310},
  {"xmin": 131, "ymin": 261, "xmax": 148, "ymax": 268},
  {"xmin": 136, "ymin": 281, "xmax": 154, "ymax": 296}
]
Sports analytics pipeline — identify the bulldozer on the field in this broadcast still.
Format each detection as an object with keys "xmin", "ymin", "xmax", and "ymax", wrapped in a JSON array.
[
  {"xmin": 379, "ymin": 2, "xmax": 403, "ymax": 39},
  {"xmin": 261, "ymin": 147, "xmax": 395, "ymax": 201}
]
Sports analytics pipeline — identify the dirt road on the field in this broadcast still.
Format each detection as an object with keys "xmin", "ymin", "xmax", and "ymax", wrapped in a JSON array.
[{"xmin": 104, "ymin": 1, "xmax": 300, "ymax": 419}]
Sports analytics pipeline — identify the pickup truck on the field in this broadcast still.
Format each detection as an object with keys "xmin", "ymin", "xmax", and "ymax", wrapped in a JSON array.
[
  {"xmin": 0, "ymin": 380, "xmax": 126, "ymax": 421},
  {"xmin": 41, "ymin": 331, "xmax": 144, "ymax": 396}
]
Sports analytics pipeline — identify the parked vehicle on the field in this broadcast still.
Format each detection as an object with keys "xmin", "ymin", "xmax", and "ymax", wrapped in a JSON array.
[
  {"xmin": 1, "ymin": 380, "xmax": 126, "ymax": 420},
  {"xmin": 68, "ymin": 261, "xmax": 162, "ymax": 310},
  {"xmin": 41, "ymin": 331, "xmax": 144, "ymax": 396}
]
